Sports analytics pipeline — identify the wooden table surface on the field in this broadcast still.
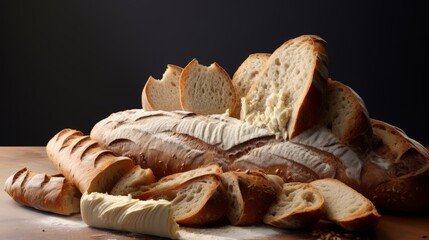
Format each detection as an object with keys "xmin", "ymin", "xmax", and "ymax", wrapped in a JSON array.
[{"xmin": 1, "ymin": 147, "xmax": 428, "ymax": 240}]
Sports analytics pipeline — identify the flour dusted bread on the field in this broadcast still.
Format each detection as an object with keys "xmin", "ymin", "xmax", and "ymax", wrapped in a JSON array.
[
  {"xmin": 4, "ymin": 168, "xmax": 81, "ymax": 215},
  {"xmin": 310, "ymin": 178, "xmax": 380, "ymax": 232},
  {"xmin": 80, "ymin": 192, "xmax": 180, "ymax": 239},
  {"xmin": 230, "ymin": 53, "xmax": 270, "ymax": 118},
  {"xmin": 241, "ymin": 35, "xmax": 329, "ymax": 139},
  {"xmin": 46, "ymin": 128, "xmax": 134, "ymax": 193},
  {"xmin": 220, "ymin": 170, "xmax": 283, "ymax": 226},
  {"xmin": 322, "ymin": 79, "xmax": 373, "ymax": 151},
  {"xmin": 136, "ymin": 174, "xmax": 227, "ymax": 226},
  {"xmin": 180, "ymin": 59, "xmax": 237, "ymax": 115},
  {"xmin": 263, "ymin": 182, "xmax": 324, "ymax": 229},
  {"xmin": 142, "ymin": 64, "xmax": 183, "ymax": 111}
]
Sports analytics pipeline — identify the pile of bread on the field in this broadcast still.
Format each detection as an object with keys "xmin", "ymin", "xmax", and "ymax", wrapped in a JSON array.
[{"xmin": 5, "ymin": 35, "xmax": 429, "ymax": 238}]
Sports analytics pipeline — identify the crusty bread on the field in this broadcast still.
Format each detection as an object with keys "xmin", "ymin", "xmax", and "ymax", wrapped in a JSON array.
[
  {"xmin": 310, "ymin": 178, "xmax": 380, "ymax": 232},
  {"xmin": 263, "ymin": 182, "xmax": 324, "ymax": 229},
  {"xmin": 322, "ymin": 79, "xmax": 373, "ymax": 151},
  {"xmin": 46, "ymin": 128, "xmax": 135, "ymax": 193},
  {"xmin": 110, "ymin": 166, "xmax": 157, "ymax": 196},
  {"xmin": 136, "ymin": 175, "xmax": 227, "ymax": 227},
  {"xmin": 220, "ymin": 170, "xmax": 283, "ymax": 226},
  {"xmin": 4, "ymin": 168, "xmax": 81, "ymax": 215},
  {"xmin": 180, "ymin": 58, "xmax": 237, "ymax": 115},
  {"xmin": 241, "ymin": 35, "xmax": 328, "ymax": 139},
  {"xmin": 230, "ymin": 53, "xmax": 270, "ymax": 118},
  {"xmin": 141, "ymin": 64, "xmax": 183, "ymax": 111}
]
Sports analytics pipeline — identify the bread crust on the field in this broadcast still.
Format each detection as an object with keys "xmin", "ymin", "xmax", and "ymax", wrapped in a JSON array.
[{"xmin": 4, "ymin": 168, "xmax": 81, "ymax": 215}]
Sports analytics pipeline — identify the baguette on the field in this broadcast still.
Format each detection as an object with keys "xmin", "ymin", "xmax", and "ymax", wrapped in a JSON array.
[
  {"xmin": 263, "ymin": 182, "xmax": 324, "ymax": 229},
  {"xmin": 46, "ymin": 128, "xmax": 135, "ymax": 193},
  {"xmin": 141, "ymin": 64, "xmax": 183, "ymax": 111},
  {"xmin": 241, "ymin": 35, "xmax": 329, "ymax": 139},
  {"xmin": 4, "ymin": 168, "xmax": 81, "ymax": 215},
  {"xmin": 220, "ymin": 170, "xmax": 283, "ymax": 225},
  {"xmin": 310, "ymin": 178, "xmax": 380, "ymax": 232}
]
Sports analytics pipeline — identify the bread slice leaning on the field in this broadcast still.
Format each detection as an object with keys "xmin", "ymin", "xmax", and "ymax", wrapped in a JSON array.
[
  {"xmin": 263, "ymin": 182, "xmax": 324, "ymax": 229},
  {"xmin": 241, "ymin": 35, "xmax": 329, "ymax": 139},
  {"xmin": 322, "ymin": 79, "xmax": 373, "ymax": 151},
  {"xmin": 180, "ymin": 58, "xmax": 237, "ymax": 115},
  {"xmin": 142, "ymin": 64, "xmax": 183, "ymax": 111},
  {"xmin": 230, "ymin": 53, "xmax": 270, "ymax": 118},
  {"xmin": 310, "ymin": 178, "xmax": 380, "ymax": 232}
]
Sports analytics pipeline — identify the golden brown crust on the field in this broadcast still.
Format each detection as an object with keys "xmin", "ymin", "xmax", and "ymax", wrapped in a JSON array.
[
  {"xmin": 4, "ymin": 168, "xmax": 81, "ymax": 215},
  {"xmin": 141, "ymin": 76, "xmax": 157, "ymax": 111},
  {"xmin": 46, "ymin": 128, "xmax": 134, "ymax": 193}
]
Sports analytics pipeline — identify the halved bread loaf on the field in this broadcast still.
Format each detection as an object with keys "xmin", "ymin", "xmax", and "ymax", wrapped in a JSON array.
[
  {"xmin": 4, "ymin": 168, "xmax": 81, "ymax": 215},
  {"xmin": 322, "ymin": 79, "xmax": 373, "ymax": 151},
  {"xmin": 263, "ymin": 182, "xmax": 324, "ymax": 229},
  {"xmin": 220, "ymin": 170, "xmax": 283, "ymax": 226},
  {"xmin": 241, "ymin": 35, "xmax": 329, "ymax": 139},
  {"xmin": 136, "ymin": 175, "xmax": 227, "ymax": 227},
  {"xmin": 310, "ymin": 178, "xmax": 380, "ymax": 232},
  {"xmin": 180, "ymin": 58, "xmax": 237, "ymax": 115},
  {"xmin": 230, "ymin": 53, "xmax": 270, "ymax": 118},
  {"xmin": 141, "ymin": 64, "xmax": 183, "ymax": 111}
]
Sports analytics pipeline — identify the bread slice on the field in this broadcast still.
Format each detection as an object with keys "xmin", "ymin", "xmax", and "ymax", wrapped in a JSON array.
[
  {"xmin": 141, "ymin": 64, "xmax": 183, "ymax": 111},
  {"xmin": 220, "ymin": 170, "xmax": 283, "ymax": 226},
  {"xmin": 310, "ymin": 178, "xmax": 380, "ymax": 232},
  {"xmin": 230, "ymin": 53, "xmax": 270, "ymax": 118},
  {"xmin": 180, "ymin": 58, "xmax": 237, "ymax": 115},
  {"xmin": 137, "ymin": 175, "xmax": 227, "ymax": 227},
  {"xmin": 110, "ymin": 166, "xmax": 157, "ymax": 196},
  {"xmin": 322, "ymin": 79, "xmax": 373, "ymax": 151},
  {"xmin": 263, "ymin": 182, "xmax": 324, "ymax": 229},
  {"xmin": 241, "ymin": 35, "xmax": 328, "ymax": 139}
]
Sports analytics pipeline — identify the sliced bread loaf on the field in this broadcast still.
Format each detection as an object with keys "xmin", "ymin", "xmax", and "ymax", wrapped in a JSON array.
[
  {"xmin": 241, "ymin": 35, "xmax": 329, "ymax": 139},
  {"xmin": 110, "ymin": 166, "xmax": 157, "ymax": 196},
  {"xmin": 322, "ymin": 79, "xmax": 373, "ymax": 151},
  {"xmin": 230, "ymin": 53, "xmax": 270, "ymax": 118},
  {"xmin": 220, "ymin": 170, "xmax": 283, "ymax": 226},
  {"xmin": 263, "ymin": 182, "xmax": 324, "ymax": 229},
  {"xmin": 141, "ymin": 64, "xmax": 183, "ymax": 111},
  {"xmin": 310, "ymin": 178, "xmax": 380, "ymax": 232},
  {"xmin": 180, "ymin": 58, "xmax": 237, "ymax": 115}
]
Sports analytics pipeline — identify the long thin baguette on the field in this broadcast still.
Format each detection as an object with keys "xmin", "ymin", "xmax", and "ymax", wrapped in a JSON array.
[
  {"xmin": 4, "ymin": 168, "xmax": 81, "ymax": 215},
  {"xmin": 46, "ymin": 128, "xmax": 135, "ymax": 193}
]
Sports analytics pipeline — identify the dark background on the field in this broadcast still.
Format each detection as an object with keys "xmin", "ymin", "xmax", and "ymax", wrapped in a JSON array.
[{"xmin": 2, "ymin": 1, "xmax": 428, "ymax": 146}]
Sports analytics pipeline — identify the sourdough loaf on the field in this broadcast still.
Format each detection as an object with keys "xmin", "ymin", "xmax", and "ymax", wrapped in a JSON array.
[
  {"xmin": 263, "ymin": 182, "xmax": 324, "ymax": 229},
  {"xmin": 230, "ymin": 53, "xmax": 270, "ymax": 118},
  {"xmin": 4, "ymin": 168, "xmax": 81, "ymax": 215},
  {"xmin": 220, "ymin": 170, "xmax": 283, "ymax": 226},
  {"xmin": 180, "ymin": 59, "xmax": 237, "ymax": 115},
  {"xmin": 241, "ymin": 35, "xmax": 329, "ymax": 139},
  {"xmin": 142, "ymin": 64, "xmax": 183, "ymax": 111},
  {"xmin": 46, "ymin": 128, "xmax": 135, "ymax": 193}
]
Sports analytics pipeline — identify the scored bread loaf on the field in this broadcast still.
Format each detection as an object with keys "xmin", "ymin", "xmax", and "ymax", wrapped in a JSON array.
[
  {"xmin": 241, "ymin": 35, "xmax": 329, "ymax": 139},
  {"xmin": 46, "ymin": 128, "xmax": 135, "ymax": 193},
  {"xmin": 263, "ymin": 182, "xmax": 324, "ymax": 229},
  {"xmin": 230, "ymin": 53, "xmax": 270, "ymax": 118},
  {"xmin": 220, "ymin": 170, "xmax": 283, "ymax": 226},
  {"xmin": 180, "ymin": 58, "xmax": 237, "ymax": 115},
  {"xmin": 310, "ymin": 178, "xmax": 380, "ymax": 232},
  {"xmin": 322, "ymin": 79, "xmax": 373, "ymax": 152},
  {"xmin": 141, "ymin": 64, "xmax": 183, "ymax": 111},
  {"xmin": 136, "ymin": 174, "xmax": 227, "ymax": 227},
  {"xmin": 4, "ymin": 168, "xmax": 81, "ymax": 215},
  {"xmin": 90, "ymin": 109, "xmax": 276, "ymax": 179}
]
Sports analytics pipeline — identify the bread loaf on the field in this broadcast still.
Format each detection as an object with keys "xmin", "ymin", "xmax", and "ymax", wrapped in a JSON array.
[
  {"xmin": 263, "ymin": 182, "xmax": 324, "ymax": 229},
  {"xmin": 241, "ymin": 35, "xmax": 329, "ymax": 139},
  {"xmin": 46, "ymin": 128, "xmax": 135, "ymax": 193},
  {"xmin": 110, "ymin": 166, "xmax": 157, "ymax": 196},
  {"xmin": 4, "ymin": 168, "xmax": 81, "ymax": 215},
  {"xmin": 220, "ymin": 170, "xmax": 283, "ymax": 226},
  {"xmin": 141, "ymin": 64, "xmax": 183, "ymax": 111}
]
